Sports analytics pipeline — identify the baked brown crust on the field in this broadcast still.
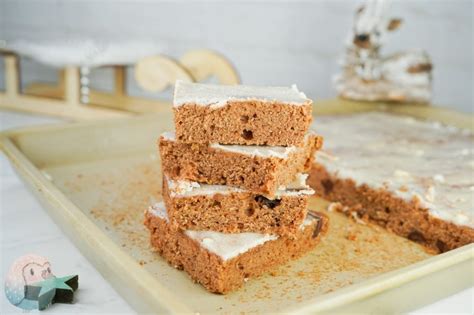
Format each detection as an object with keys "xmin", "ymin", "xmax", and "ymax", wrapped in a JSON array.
[
  {"xmin": 159, "ymin": 134, "xmax": 322, "ymax": 196},
  {"xmin": 174, "ymin": 101, "xmax": 312, "ymax": 146},
  {"xmin": 163, "ymin": 178, "xmax": 310, "ymax": 236},
  {"xmin": 308, "ymin": 163, "xmax": 474, "ymax": 253},
  {"xmin": 144, "ymin": 210, "xmax": 328, "ymax": 294}
]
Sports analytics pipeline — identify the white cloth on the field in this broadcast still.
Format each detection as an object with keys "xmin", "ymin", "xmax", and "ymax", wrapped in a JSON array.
[{"xmin": 7, "ymin": 39, "xmax": 165, "ymax": 67}]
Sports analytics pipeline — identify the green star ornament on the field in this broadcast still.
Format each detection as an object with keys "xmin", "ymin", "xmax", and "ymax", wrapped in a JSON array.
[{"xmin": 25, "ymin": 275, "xmax": 78, "ymax": 310}]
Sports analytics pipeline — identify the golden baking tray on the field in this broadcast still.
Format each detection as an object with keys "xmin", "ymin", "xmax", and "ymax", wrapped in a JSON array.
[{"xmin": 1, "ymin": 100, "xmax": 473, "ymax": 314}]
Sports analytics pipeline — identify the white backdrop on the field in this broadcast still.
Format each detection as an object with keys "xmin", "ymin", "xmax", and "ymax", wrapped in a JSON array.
[{"xmin": 0, "ymin": 0, "xmax": 472, "ymax": 113}]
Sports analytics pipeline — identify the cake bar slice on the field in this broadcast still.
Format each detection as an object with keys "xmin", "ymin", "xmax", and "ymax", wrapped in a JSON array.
[
  {"xmin": 163, "ymin": 174, "xmax": 314, "ymax": 236},
  {"xmin": 173, "ymin": 80, "xmax": 313, "ymax": 146},
  {"xmin": 159, "ymin": 131, "xmax": 322, "ymax": 196},
  {"xmin": 144, "ymin": 202, "xmax": 328, "ymax": 294},
  {"xmin": 309, "ymin": 112, "xmax": 474, "ymax": 253}
]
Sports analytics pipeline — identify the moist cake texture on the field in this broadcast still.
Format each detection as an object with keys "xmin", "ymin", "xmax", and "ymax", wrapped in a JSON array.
[
  {"xmin": 173, "ymin": 80, "xmax": 313, "ymax": 146},
  {"xmin": 163, "ymin": 174, "xmax": 314, "ymax": 235},
  {"xmin": 146, "ymin": 80, "xmax": 328, "ymax": 294},
  {"xmin": 159, "ymin": 131, "xmax": 322, "ymax": 196},
  {"xmin": 308, "ymin": 112, "xmax": 474, "ymax": 252},
  {"xmin": 144, "ymin": 202, "xmax": 328, "ymax": 294}
]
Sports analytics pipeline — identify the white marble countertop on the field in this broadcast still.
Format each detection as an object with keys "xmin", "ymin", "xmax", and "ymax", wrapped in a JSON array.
[{"xmin": 0, "ymin": 110, "xmax": 472, "ymax": 314}]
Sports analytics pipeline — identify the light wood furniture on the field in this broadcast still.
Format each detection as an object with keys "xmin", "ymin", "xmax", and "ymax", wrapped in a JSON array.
[{"xmin": 0, "ymin": 49, "xmax": 240, "ymax": 120}]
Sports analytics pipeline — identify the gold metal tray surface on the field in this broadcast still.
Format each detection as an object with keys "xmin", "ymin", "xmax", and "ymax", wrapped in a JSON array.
[{"xmin": 1, "ymin": 100, "xmax": 473, "ymax": 314}]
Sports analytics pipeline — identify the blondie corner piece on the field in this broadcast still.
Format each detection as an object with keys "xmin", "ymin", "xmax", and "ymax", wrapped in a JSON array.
[
  {"xmin": 159, "ymin": 131, "xmax": 322, "ymax": 196},
  {"xmin": 173, "ymin": 80, "xmax": 313, "ymax": 146},
  {"xmin": 144, "ymin": 202, "xmax": 328, "ymax": 294},
  {"xmin": 163, "ymin": 174, "xmax": 314, "ymax": 236}
]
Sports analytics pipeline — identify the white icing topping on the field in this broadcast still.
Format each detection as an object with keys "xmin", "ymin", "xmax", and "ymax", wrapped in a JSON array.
[
  {"xmin": 278, "ymin": 173, "xmax": 310, "ymax": 191},
  {"xmin": 184, "ymin": 230, "xmax": 278, "ymax": 261},
  {"xmin": 166, "ymin": 174, "xmax": 314, "ymax": 198},
  {"xmin": 161, "ymin": 131, "xmax": 313, "ymax": 159},
  {"xmin": 167, "ymin": 177, "xmax": 244, "ymax": 197},
  {"xmin": 210, "ymin": 132, "xmax": 314, "ymax": 159},
  {"xmin": 209, "ymin": 142, "xmax": 296, "ymax": 159},
  {"xmin": 173, "ymin": 80, "xmax": 309, "ymax": 108},
  {"xmin": 148, "ymin": 202, "xmax": 315, "ymax": 261},
  {"xmin": 148, "ymin": 203, "xmax": 168, "ymax": 221},
  {"xmin": 161, "ymin": 131, "xmax": 175, "ymax": 141},
  {"xmin": 313, "ymin": 112, "xmax": 474, "ymax": 228}
]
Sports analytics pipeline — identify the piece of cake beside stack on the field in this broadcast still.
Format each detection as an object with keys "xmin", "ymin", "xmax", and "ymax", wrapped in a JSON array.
[{"xmin": 145, "ymin": 80, "xmax": 328, "ymax": 294}]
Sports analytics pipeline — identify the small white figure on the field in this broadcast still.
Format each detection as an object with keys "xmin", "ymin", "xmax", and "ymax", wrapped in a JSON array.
[{"xmin": 335, "ymin": 0, "xmax": 432, "ymax": 103}]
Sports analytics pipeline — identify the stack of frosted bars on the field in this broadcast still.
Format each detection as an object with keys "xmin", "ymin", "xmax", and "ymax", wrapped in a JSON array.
[{"xmin": 144, "ymin": 80, "xmax": 329, "ymax": 294}]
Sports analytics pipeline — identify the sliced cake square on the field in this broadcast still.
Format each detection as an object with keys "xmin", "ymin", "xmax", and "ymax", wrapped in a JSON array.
[
  {"xmin": 173, "ymin": 80, "xmax": 313, "ymax": 146},
  {"xmin": 308, "ymin": 112, "xmax": 474, "ymax": 253},
  {"xmin": 144, "ymin": 202, "xmax": 328, "ymax": 294},
  {"xmin": 159, "ymin": 131, "xmax": 323, "ymax": 196},
  {"xmin": 162, "ymin": 174, "xmax": 314, "ymax": 236}
]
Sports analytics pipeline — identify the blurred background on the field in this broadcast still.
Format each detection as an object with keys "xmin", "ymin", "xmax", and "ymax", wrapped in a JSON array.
[{"xmin": 0, "ymin": 0, "xmax": 472, "ymax": 112}]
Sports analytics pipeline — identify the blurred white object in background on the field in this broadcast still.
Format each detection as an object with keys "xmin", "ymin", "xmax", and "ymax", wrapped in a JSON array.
[
  {"xmin": 8, "ymin": 38, "xmax": 166, "ymax": 67},
  {"xmin": 335, "ymin": 0, "xmax": 433, "ymax": 104},
  {"xmin": 5, "ymin": 38, "xmax": 168, "ymax": 108}
]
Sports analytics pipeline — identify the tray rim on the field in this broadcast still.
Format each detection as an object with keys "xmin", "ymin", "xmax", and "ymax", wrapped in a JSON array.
[{"xmin": 1, "ymin": 102, "xmax": 473, "ymax": 313}]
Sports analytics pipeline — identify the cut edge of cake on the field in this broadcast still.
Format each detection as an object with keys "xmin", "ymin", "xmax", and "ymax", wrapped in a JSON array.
[
  {"xmin": 308, "ymin": 112, "xmax": 474, "ymax": 253},
  {"xmin": 309, "ymin": 163, "xmax": 474, "ymax": 253}
]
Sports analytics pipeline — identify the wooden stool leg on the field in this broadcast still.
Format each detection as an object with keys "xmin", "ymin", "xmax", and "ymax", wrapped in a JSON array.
[
  {"xmin": 114, "ymin": 66, "xmax": 126, "ymax": 97},
  {"xmin": 5, "ymin": 54, "xmax": 20, "ymax": 98},
  {"xmin": 64, "ymin": 66, "xmax": 80, "ymax": 106},
  {"xmin": 58, "ymin": 69, "xmax": 66, "ymax": 98}
]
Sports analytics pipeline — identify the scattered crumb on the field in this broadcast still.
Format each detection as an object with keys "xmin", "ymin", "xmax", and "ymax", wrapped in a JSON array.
[
  {"xmin": 327, "ymin": 202, "xmax": 343, "ymax": 212},
  {"xmin": 54, "ymin": 159, "xmax": 432, "ymax": 312},
  {"xmin": 296, "ymin": 271, "xmax": 305, "ymax": 277},
  {"xmin": 350, "ymin": 211, "xmax": 367, "ymax": 225},
  {"xmin": 346, "ymin": 232, "xmax": 358, "ymax": 241}
]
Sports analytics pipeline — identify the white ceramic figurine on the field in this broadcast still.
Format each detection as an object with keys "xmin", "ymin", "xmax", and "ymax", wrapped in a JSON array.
[{"xmin": 335, "ymin": 0, "xmax": 432, "ymax": 103}]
